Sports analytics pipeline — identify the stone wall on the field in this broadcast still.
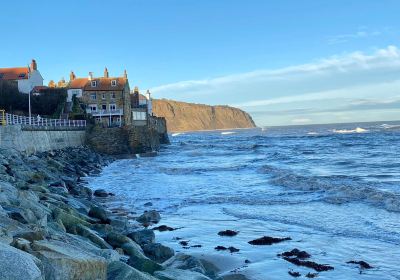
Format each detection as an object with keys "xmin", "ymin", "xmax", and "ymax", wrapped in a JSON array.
[
  {"xmin": 86, "ymin": 117, "xmax": 169, "ymax": 155},
  {"xmin": 0, "ymin": 125, "xmax": 86, "ymax": 154}
]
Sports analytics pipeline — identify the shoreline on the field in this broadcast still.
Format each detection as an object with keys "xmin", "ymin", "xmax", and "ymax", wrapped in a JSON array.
[
  {"xmin": 169, "ymin": 126, "xmax": 259, "ymax": 134},
  {"xmin": 0, "ymin": 146, "xmax": 240, "ymax": 280}
]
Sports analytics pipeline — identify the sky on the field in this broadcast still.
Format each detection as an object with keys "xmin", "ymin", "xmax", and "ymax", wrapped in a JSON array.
[{"xmin": 1, "ymin": 0, "xmax": 400, "ymax": 126}]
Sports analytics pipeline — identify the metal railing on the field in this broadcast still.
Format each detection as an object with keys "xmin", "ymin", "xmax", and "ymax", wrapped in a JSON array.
[
  {"xmin": 86, "ymin": 108, "xmax": 123, "ymax": 116},
  {"xmin": 0, "ymin": 112, "xmax": 86, "ymax": 127}
]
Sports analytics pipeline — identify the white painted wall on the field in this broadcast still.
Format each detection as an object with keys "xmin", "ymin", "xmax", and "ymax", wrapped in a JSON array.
[
  {"xmin": 67, "ymin": 89, "xmax": 83, "ymax": 102},
  {"xmin": 18, "ymin": 70, "xmax": 43, "ymax": 94}
]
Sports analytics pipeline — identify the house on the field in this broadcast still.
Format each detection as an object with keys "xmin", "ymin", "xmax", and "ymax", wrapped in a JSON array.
[
  {"xmin": 0, "ymin": 59, "xmax": 44, "ymax": 94},
  {"xmin": 130, "ymin": 87, "xmax": 153, "ymax": 126},
  {"xmin": 67, "ymin": 68, "xmax": 131, "ymax": 126}
]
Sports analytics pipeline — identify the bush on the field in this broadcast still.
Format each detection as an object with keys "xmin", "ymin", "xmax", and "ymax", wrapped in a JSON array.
[{"xmin": 0, "ymin": 81, "xmax": 67, "ymax": 117}]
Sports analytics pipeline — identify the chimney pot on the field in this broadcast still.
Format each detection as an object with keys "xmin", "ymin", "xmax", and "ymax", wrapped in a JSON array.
[
  {"xmin": 88, "ymin": 72, "xmax": 93, "ymax": 80},
  {"xmin": 104, "ymin": 67, "xmax": 109, "ymax": 78},
  {"xmin": 30, "ymin": 59, "xmax": 37, "ymax": 71}
]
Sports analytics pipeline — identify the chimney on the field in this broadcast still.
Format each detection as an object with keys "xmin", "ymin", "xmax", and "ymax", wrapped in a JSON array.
[
  {"xmin": 88, "ymin": 72, "xmax": 93, "ymax": 81},
  {"xmin": 123, "ymin": 69, "xmax": 128, "ymax": 79},
  {"xmin": 69, "ymin": 71, "xmax": 76, "ymax": 81},
  {"xmin": 104, "ymin": 67, "xmax": 109, "ymax": 78},
  {"xmin": 145, "ymin": 90, "xmax": 151, "ymax": 100},
  {"xmin": 30, "ymin": 59, "xmax": 37, "ymax": 71},
  {"xmin": 134, "ymin": 86, "xmax": 139, "ymax": 94}
]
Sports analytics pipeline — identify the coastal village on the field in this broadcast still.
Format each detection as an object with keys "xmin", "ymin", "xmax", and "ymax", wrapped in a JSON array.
[{"xmin": 0, "ymin": 59, "xmax": 169, "ymax": 155}]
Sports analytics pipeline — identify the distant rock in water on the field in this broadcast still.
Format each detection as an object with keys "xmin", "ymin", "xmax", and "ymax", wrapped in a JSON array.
[{"xmin": 152, "ymin": 99, "xmax": 256, "ymax": 132}]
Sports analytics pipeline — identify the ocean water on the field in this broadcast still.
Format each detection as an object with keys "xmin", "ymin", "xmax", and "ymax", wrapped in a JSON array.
[{"xmin": 87, "ymin": 121, "xmax": 400, "ymax": 279}]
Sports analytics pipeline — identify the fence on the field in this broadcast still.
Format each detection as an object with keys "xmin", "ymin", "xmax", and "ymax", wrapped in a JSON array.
[{"xmin": 0, "ymin": 112, "xmax": 86, "ymax": 127}]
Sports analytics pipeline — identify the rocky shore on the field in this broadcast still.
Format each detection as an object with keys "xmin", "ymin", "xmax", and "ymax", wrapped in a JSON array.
[{"xmin": 0, "ymin": 146, "xmax": 240, "ymax": 280}]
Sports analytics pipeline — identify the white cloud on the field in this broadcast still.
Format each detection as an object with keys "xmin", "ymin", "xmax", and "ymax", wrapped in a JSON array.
[
  {"xmin": 326, "ymin": 29, "xmax": 382, "ymax": 44},
  {"xmin": 151, "ymin": 46, "xmax": 400, "ymax": 126}
]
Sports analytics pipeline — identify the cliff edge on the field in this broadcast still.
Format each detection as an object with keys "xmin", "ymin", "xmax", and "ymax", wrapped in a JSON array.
[{"xmin": 153, "ymin": 99, "xmax": 256, "ymax": 132}]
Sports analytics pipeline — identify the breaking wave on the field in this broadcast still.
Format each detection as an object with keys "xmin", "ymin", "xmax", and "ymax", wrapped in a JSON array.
[{"xmin": 332, "ymin": 127, "xmax": 369, "ymax": 134}]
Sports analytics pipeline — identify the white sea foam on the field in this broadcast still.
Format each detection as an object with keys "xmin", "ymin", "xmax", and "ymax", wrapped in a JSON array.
[
  {"xmin": 307, "ymin": 132, "xmax": 319, "ymax": 135},
  {"xmin": 171, "ymin": 133, "xmax": 183, "ymax": 136},
  {"xmin": 332, "ymin": 127, "xmax": 369, "ymax": 134},
  {"xmin": 221, "ymin": 131, "xmax": 236, "ymax": 135},
  {"xmin": 381, "ymin": 124, "xmax": 400, "ymax": 130}
]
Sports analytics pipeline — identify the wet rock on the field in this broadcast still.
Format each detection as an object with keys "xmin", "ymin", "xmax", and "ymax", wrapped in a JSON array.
[
  {"xmin": 107, "ymin": 261, "xmax": 158, "ymax": 280},
  {"xmin": 137, "ymin": 210, "xmax": 161, "ymax": 224},
  {"xmin": 163, "ymin": 253, "xmax": 219, "ymax": 279},
  {"xmin": 180, "ymin": 240, "xmax": 189, "ymax": 246},
  {"xmin": 305, "ymin": 272, "xmax": 318, "ymax": 278},
  {"xmin": 143, "ymin": 243, "xmax": 175, "ymax": 263},
  {"xmin": 0, "ymin": 243, "xmax": 43, "ymax": 280},
  {"xmin": 144, "ymin": 202, "xmax": 153, "ymax": 207},
  {"xmin": 75, "ymin": 224, "xmax": 112, "ymax": 249},
  {"xmin": 93, "ymin": 189, "xmax": 110, "ymax": 197},
  {"xmin": 278, "ymin": 248, "xmax": 311, "ymax": 259},
  {"xmin": 153, "ymin": 225, "xmax": 175, "ymax": 232},
  {"xmin": 347, "ymin": 260, "xmax": 373, "ymax": 269},
  {"xmin": 88, "ymin": 205, "xmax": 109, "ymax": 223},
  {"xmin": 127, "ymin": 255, "xmax": 163, "ymax": 274},
  {"xmin": 127, "ymin": 229, "xmax": 155, "ymax": 246},
  {"xmin": 248, "ymin": 236, "xmax": 291, "ymax": 245},
  {"xmin": 155, "ymin": 268, "xmax": 211, "ymax": 280},
  {"xmin": 191, "ymin": 245, "xmax": 202, "ymax": 248},
  {"xmin": 283, "ymin": 257, "xmax": 334, "ymax": 272},
  {"xmin": 214, "ymin": 246, "xmax": 240, "ymax": 253},
  {"xmin": 31, "ymin": 239, "xmax": 107, "ymax": 280},
  {"xmin": 218, "ymin": 230, "xmax": 238, "ymax": 237},
  {"xmin": 288, "ymin": 270, "xmax": 301, "ymax": 277}
]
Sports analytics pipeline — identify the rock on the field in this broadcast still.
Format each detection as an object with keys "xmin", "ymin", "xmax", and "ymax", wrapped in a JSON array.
[
  {"xmin": 31, "ymin": 239, "xmax": 107, "ymax": 280},
  {"xmin": 11, "ymin": 237, "xmax": 32, "ymax": 251},
  {"xmin": 75, "ymin": 224, "xmax": 112, "ymax": 249},
  {"xmin": 128, "ymin": 255, "xmax": 163, "ymax": 274},
  {"xmin": 155, "ymin": 268, "xmax": 211, "ymax": 280},
  {"xmin": 88, "ymin": 205, "xmax": 109, "ymax": 223},
  {"xmin": 97, "ymin": 249, "xmax": 121, "ymax": 263},
  {"xmin": 108, "ymin": 261, "xmax": 158, "ymax": 280},
  {"xmin": 305, "ymin": 272, "xmax": 318, "ymax": 278},
  {"xmin": 288, "ymin": 270, "xmax": 301, "ymax": 277},
  {"xmin": 14, "ymin": 229, "xmax": 46, "ymax": 242},
  {"xmin": 218, "ymin": 230, "xmax": 238, "ymax": 237},
  {"xmin": 127, "ymin": 229, "xmax": 155, "ymax": 246},
  {"xmin": 52, "ymin": 207, "xmax": 90, "ymax": 232},
  {"xmin": 248, "ymin": 236, "xmax": 291, "ymax": 245},
  {"xmin": 143, "ymin": 243, "xmax": 175, "ymax": 263},
  {"xmin": 214, "ymin": 246, "xmax": 239, "ymax": 253},
  {"xmin": 152, "ymin": 225, "xmax": 175, "ymax": 232},
  {"xmin": 0, "ymin": 243, "xmax": 43, "ymax": 280},
  {"xmin": 278, "ymin": 248, "xmax": 311, "ymax": 259},
  {"xmin": 144, "ymin": 202, "xmax": 153, "ymax": 207},
  {"xmin": 346, "ymin": 260, "xmax": 373, "ymax": 269},
  {"xmin": 3, "ymin": 206, "xmax": 36, "ymax": 224},
  {"xmin": 137, "ymin": 210, "xmax": 161, "ymax": 224},
  {"xmin": 282, "ymin": 257, "xmax": 334, "ymax": 272},
  {"xmin": 94, "ymin": 189, "xmax": 110, "ymax": 197}
]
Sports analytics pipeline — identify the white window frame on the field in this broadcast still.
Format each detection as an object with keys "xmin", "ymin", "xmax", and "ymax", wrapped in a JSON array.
[
  {"xmin": 102, "ymin": 93, "xmax": 106, "ymax": 100},
  {"xmin": 91, "ymin": 80, "xmax": 97, "ymax": 87},
  {"xmin": 111, "ymin": 80, "xmax": 117, "ymax": 87},
  {"xmin": 109, "ymin": 104, "xmax": 116, "ymax": 111},
  {"xmin": 90, "ymin": 93, "xmax": 96, "ymax": 100}
]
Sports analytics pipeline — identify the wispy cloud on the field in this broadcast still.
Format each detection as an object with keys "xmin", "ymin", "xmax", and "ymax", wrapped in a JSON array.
[
  {"xmin": 151, "ymin": 46, "xmax": 400, "ymax": 126},
  {"xmin": 326, "ymin": 29, "xmax": 382, "ymax": 44}
]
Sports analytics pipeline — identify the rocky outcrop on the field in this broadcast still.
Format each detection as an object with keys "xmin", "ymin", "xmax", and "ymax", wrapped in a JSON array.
[{"xmin": 152, "ymin": 99, "xmax": 256, "ymax": 132}]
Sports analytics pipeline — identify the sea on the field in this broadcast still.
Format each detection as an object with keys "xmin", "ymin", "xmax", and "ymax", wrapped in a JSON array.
[{"xmin": 87, "ymin": 121, "xmax": 400, "ymax": 280}]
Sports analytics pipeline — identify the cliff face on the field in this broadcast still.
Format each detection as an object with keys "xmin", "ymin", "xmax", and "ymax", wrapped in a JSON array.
[{"xmin": 153, "ymin": 99, "xmax": 256, "ymax": 132}]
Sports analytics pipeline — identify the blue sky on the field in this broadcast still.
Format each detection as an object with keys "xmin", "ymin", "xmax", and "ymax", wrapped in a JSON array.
[{"xmin": 1, "ymin": 0, "xmax": 400, "ymax": 126}]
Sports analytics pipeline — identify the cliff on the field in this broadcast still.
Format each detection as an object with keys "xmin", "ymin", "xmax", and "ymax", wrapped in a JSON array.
[{"xmin": 152, "ymin": 99, "xmax": 256, "ymax": 132}]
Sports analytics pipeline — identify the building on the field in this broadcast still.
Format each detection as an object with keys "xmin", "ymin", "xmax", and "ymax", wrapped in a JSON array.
[
  {"xmin": 130, "ymin": 87, "xmax": 153, "ymax": 126},
  {"xmin": 67, "ymin": 68, "xmax": 131, "ymax": 126},
  {"xmin": 0, "ymin": 59, "xmax": 44, "ymax": 94}
]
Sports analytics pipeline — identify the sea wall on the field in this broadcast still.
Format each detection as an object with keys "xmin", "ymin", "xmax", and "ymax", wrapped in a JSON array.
[
  {"xmin": 0, "ymin": 125, "xmax": 85, "ymax": 154},
  {"xmin": 153, "ymin": 99, "xmax": 256, "ymax": 132},
  {"xmin": 86, "ymin": 117, "xmax": 169, "ymax": 155}
]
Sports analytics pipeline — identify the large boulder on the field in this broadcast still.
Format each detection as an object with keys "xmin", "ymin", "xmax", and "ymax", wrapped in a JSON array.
[
  {"xmin": 127, "ymin": 229, "xmax": 155, "ymax": 246},
  {"xmin": 107, "ymin": 261, "xmax": 158, "ymax": 280},
  {"xmin": 88, "ymin": 205, "xmax": 109, "ymax": 223},
  {"xmin": 143, "ymin": 243, "xmax": 174, "ymax": 263},
  {"xmin": 154, "ymin": 268, "xmax": 211, "ymax": 280},
  {"xmin": 31, "ymin": 240, "xmax": 107, "ymax": 280},
  {"xmin": 137, "ymin": 210, "xmax": 161, "ymax": 224},
  {"xmin": 0, "ymin": 243, "xmax": 43, "ymax": 280}
]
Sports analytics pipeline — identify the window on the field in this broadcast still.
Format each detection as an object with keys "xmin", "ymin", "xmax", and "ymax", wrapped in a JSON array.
[
  {"xmin": 109, "ymin": 104, "xmax": 116, "ymax": 111},
  {"xmin": 132, "ymin": 111, "xmax": 147, "ymax": 120},
  {"xmin": 91, "ymin": 81, "xmax": 97, "ymax": 87},
  {"xmin": 18, "ymin": 73, "xmax": 26, "ymax": 78},
  {"xmin": 111, "ymin": 80, "xmax": 117, "ymax": 86},
  {"xmin": 102, "ymin": 93, "xmax": 106, "ymax": 100},
  {"xmin": 111, "ymin": 92, "xmax": 116, "ymax": 99},
  {"xmin": 102, "ymin": 104, "xmax": 107, "ymax": 110},
  {"xmin": 90, "ymin": 93, "xmax": 96, "ymax": 100},
  {"xmin": 89, "ymin": 104, "xmax": 97, "ymax": 112}
]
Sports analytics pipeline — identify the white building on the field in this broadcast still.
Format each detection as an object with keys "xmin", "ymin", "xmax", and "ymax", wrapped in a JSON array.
[{"xmin": 0, "ymin": 59, "xmax": 44, "ymax": 94}]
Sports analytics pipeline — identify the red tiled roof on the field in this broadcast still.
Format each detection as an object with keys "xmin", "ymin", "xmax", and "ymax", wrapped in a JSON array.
[
  {"xmin": 0, "ymin": 67, "xmax": 29, "ymax": 80},
  {"xmin": 68, "ymin": 77, "xmax": 127, "ymax": 91},
  {"xmin": 32, "ymin": 86, "xmax": 49, "ymax": 93}
]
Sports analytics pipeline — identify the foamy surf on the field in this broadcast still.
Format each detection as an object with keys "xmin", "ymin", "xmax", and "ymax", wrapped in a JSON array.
[
  {"xmin": 221, "ymin": 131, "xmax": 236, "ymax": 135},
  {"xmin": 332, "ymin": 127, "xmax": 369, "ymax": 134},
  {"xmin": 171, "ymin": 133, "xmax": 184, "ymax": 137}
]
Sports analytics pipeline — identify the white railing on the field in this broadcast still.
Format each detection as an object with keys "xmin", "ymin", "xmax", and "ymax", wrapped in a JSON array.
[
  {"xmin": 86, "ymin": 108, "xmax": 123, "ymax": 116},
  {"xmin": 0, "ymin": 113, "xmax": 86, "ymax": 127}
]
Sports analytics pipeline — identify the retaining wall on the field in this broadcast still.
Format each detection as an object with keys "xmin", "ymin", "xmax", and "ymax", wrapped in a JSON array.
[{"xmin": 0, "ymin": 125, "xmax": 86, "ymax": 154}]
